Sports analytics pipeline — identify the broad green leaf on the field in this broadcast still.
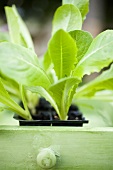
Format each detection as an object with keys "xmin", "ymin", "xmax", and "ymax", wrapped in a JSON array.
[
  {"xmin": 45, "ymin": 69, "xmax": 58, "ymax": 84},
  {"xmin": 0, "ymin": 79, "xmax": 31, "ymax": 120},
  {"xmin": 74, "ymin": 96, "xmax": 113, "ymax": 127},
  {"xmin": 25, "ymin": 90, "xmax": 39, "ymax": 111},
  {"xmin": 26, "ymin": 86, "xmax": 60, "ymax": 117},
  {"xmin": 43, "ymin": 50, "xmax": 52, "ymax": 71},
  {"xmin": 49, "ymin": 29, "xmax": 77, "ymax": 79},
  {"xmin": 75, "ymin": 64, "xmax": 113, "ymax": 97},
  {"xmin": 69, "ymin": 30, "xmax": 93, "ymax": 62},
  {"xmin": 49, "ymin": 77, "xmax": 80, "ymax": 120},
  {"xmin": 20, "ymin": 85, "xmax": 31, "ymax": 117},
  {"xmin": 52, "ymin": 4, "xmax": 82, "ymax": 35},
  {"xmin": 5, "ymin": 6, "xmax": 34, "ymax": 50},
  {"xmin": 73, "ymin": 30, "xmax": 113, "ymax": 78},
  {"xmin": 63, "ymin": 0, "xmax": 89, "ymax": 21},
  {"xmin": 42, "ymin": 51, "xmax": 57, "ymax": 84},
  {"xmin": 0, "ymin": 32, "xmax": 10, "ymax": 42},
  {"xmin": 0, "ymin": 42, "xmax": 51, "ymax": 88},
  {"xmin": 89, "ymin": 90, "xmax": 113, "ymax": 102},
  {"xmin": 0, "ymin": 73, "xmax": 20, "ymax": 98}
]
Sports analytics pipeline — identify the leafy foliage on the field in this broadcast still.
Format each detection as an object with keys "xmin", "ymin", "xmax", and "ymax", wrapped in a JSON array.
[
  {"xmin": 74, "ymin": 95, "xmax": 113, "ymax": 127},
  {"xmin": 69, "ymin": 30, "xmax": 93, "ymax": 62},
  {"xmin": 0, "ymin": 79, "xmax": 31, "ymax": 120},
  {"xmin": 0, "ymin": 0, "xmax": 113, "ymax": 121},
  {"xmin": 49, "ymin": 77, "xmax": 80, "ymax": 119},
  {"xmin": 73, "ymin": 30, "xmax": 113, "ymax": 78},
  {"xmin": 0, "ymin": 42, "xmax": 51, "ymax": 88},
  {"xmin": 75, "ymin": 64, "xmax": 113, "ymax": 97},
  {"xmin": 49, "ymin": 29, "xmax": 77, "ymax": 79},
  {"xmin": 52, "ymin": 4, "xmax": 82, "ymax": 35},
  {"xmin": 5, "ymin": 5, "xmax": 34, "ymax": 50},
  {"xmin": 63, "ymin": 0, "xmax": 89, "ymax": 20}
]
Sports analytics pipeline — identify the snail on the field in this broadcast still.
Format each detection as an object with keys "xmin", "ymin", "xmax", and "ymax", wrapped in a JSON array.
[{"xmin": 36, "ymin": 148, "xmax": 57, "ymax": 169}]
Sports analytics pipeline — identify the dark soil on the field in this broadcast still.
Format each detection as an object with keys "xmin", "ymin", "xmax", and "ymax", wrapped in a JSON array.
[
  {"xmin": 29, "ymin": 98, "xmax": 85, "ymax": 121},
  {"xmin": 17, "ymin": 98, "xmax": 88, "ymax": 126}
]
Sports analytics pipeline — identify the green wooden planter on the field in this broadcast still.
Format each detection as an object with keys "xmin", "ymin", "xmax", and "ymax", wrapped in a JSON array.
[{"xmin": 0, "ymin": 126, "xmax": 113, "ymax": 170}]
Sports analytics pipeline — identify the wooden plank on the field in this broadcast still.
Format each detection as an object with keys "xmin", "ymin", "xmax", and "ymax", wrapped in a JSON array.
[{"xmin": 0, "ymin": 126, "xmax": 113, "ymax": 170}]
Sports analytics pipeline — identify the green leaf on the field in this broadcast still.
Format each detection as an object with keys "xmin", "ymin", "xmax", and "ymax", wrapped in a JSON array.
[
  {"xmin": 49, "ymin": 29, "xmax": 77, "ymax": 79},
  {"xmin": 63, "ymin": 0, "xmax": 89, "ymax": 21},
  {"xmin": 42, "ymin": 51, "xmax": 58, "ymax": 84},
  {"xmin": 43, "ymin": 50, "xmax": 52, "ymax": 71},
  {"xmin": 5, "ymin": 6, "xmax": 34, "ymax": 50},
  {"xmin": 75, "ymin": 64, "xmax": 113, "ymax": 97},
  {"xmin": 74, "ymin": 96, "xmax": 113, "ymax": 127},
  {"xmin": 89, "ymin": 90, "xmax": 113, "ymax": 102},
  {"xmin": 0, "ymin": 72, "xmax": 20, "ymax": 98},
  {"xmin": 52, "ymin": 4, "xmax": 82, "ymax": 35},
  {"xmin": 49, "ymin": 77, "xmax": 80, "ymax": 120},
  {"xmin": 26, "ymin": 86, "xmax": 60, "ymax": 117},
  {"xmin": 20, "ymin": 85, "xmax": 31, "ymax": 117},
  {"xmin": 73, "ymin": 30, "xmax": 113, "ymax": 78},
  {"xmin": 69, "ymin": 30, "xmax": 93, "ymax": 62},
  {"xmin": 25, "ymin": 90, "xmax": 39, "ymax": 111},
  {"xmin": 0, "ymin": 79, "xmax": 31, "ymax": 120},
  {"xmin": 0, "ymin": 42, "xmax": 51, "ymax": 88},
  {"xmin": 0, "ymin": 32, "xmax": 10, "ymax": 42}
]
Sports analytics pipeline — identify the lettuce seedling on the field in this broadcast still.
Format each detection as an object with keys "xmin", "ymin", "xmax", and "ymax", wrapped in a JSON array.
[{"xmin": 0, "ymin": 0, "xmax": 113, "ymax": 120}]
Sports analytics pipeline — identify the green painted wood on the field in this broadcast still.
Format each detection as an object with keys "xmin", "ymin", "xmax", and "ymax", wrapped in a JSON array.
[{"xmin": 0, "ymin": 126, "xmax": 113, "ymax": 170}]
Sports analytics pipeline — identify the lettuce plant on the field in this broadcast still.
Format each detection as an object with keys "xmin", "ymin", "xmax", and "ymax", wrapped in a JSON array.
[{"xmin": 0, "ymin": 0, "xmax": 113, "ymax": 121}]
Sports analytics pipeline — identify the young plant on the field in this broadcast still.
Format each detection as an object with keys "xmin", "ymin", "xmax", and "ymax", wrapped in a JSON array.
[{"xmin": 0, "ymin": 0, "xmax": 113, "ymax": 121}]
